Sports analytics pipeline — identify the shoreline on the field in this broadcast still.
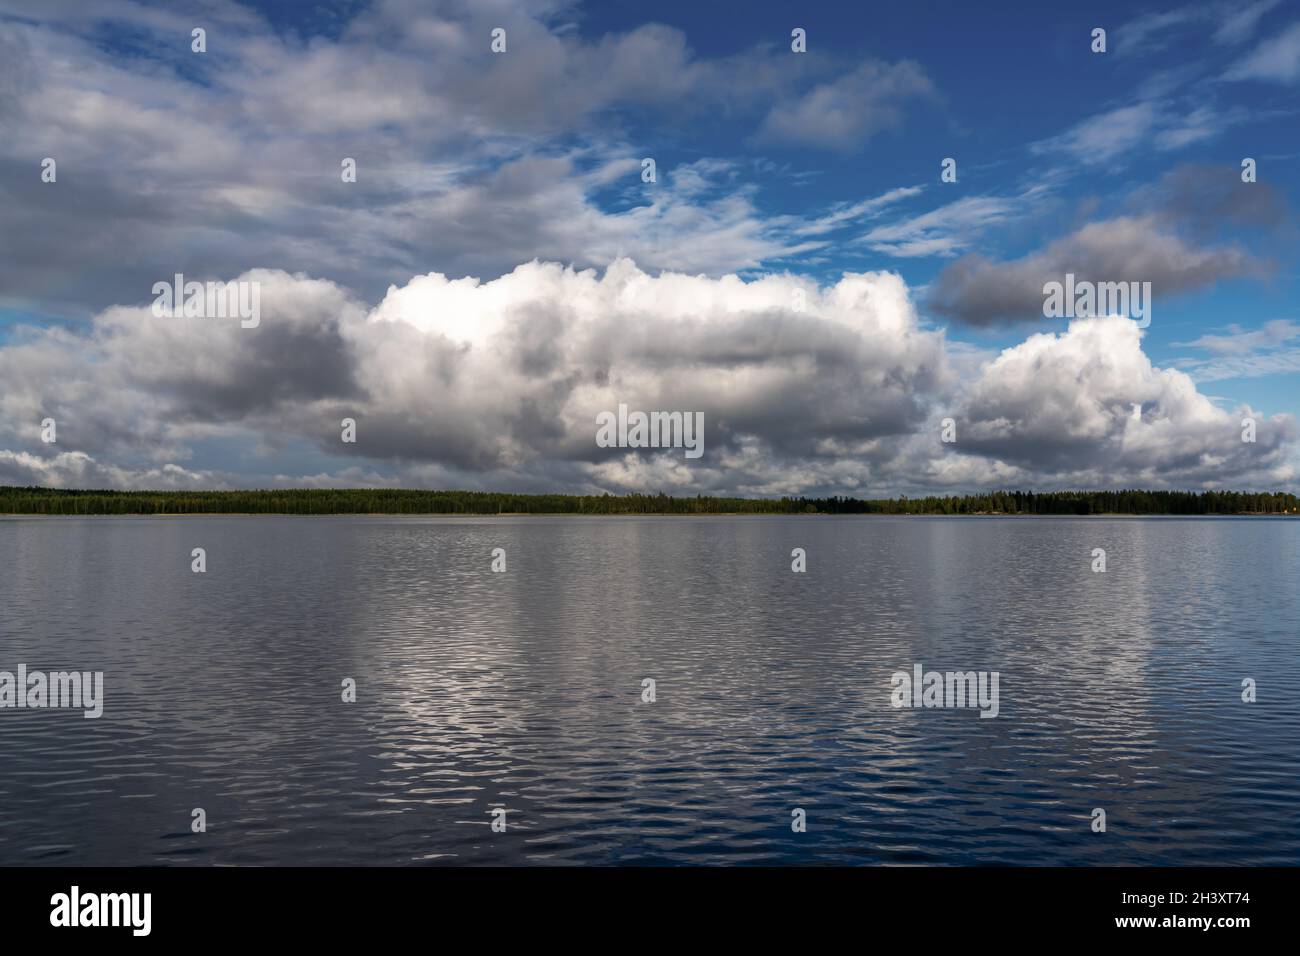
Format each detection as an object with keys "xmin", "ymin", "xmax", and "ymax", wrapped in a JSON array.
[
  {"xmin": 3, "ymin": 487, "xmax": 1295, "ymax": 518},
  {"xmin": 2, "ymin": 511, "xmax": 1296, "ymax": 519}
]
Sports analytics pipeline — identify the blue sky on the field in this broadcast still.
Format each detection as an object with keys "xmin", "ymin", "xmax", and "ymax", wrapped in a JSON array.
[
  {"xmin": 578, "ymin": 0, "xmax": 1300, "ymax": 414},
  {"xmin": 0, "ymin": 0, "xmax": 1297, "ymax": 494}
]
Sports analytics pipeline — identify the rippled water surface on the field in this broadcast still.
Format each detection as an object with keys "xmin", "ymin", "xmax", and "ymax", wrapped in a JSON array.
[{"xmin": 1, "ymin": 515, "xmax": 1297, "ymax": 865}]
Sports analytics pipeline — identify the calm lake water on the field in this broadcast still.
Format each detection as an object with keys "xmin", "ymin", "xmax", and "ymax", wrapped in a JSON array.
[{"xmin": 1, "ymin": 515, "xmax": 1296, "ymax": 866}]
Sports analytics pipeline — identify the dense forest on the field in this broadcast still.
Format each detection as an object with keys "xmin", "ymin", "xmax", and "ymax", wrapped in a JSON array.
[{"xmin": 0, "ymin": 486, "xmax": 1296, "ymax": 516}]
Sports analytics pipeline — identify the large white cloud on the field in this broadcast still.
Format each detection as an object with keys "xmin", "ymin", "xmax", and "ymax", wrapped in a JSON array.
[
  {"xmin": 953, "ymin": 315, "xmax": 1295, "ymax": 487},
  {"xmin": 0, "ymin": 261, "xmax": 1293, "ymax": 494}
]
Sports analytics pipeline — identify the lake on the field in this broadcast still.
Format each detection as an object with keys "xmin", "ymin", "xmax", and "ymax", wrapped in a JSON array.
[{"xmin": 1, "ymin": 515, "xmax": 1296, "ymax": 865}]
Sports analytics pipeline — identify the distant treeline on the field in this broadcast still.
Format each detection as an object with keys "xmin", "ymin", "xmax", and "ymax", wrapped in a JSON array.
[{"xmin": 0, "ymin": 487, "xmax": 1296, "ymax": 516}]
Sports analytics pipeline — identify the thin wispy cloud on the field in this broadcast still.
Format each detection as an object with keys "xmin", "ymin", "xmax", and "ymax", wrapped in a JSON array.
[{"xmin": 1226, "ymin": 19, "xmax": 1300, "ymax": 82}]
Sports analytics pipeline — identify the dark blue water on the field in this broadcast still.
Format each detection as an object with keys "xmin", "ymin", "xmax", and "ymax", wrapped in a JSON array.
[{"xmin": 0, "ymin": 515, "xmax": 1296, "ymax": 865}]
